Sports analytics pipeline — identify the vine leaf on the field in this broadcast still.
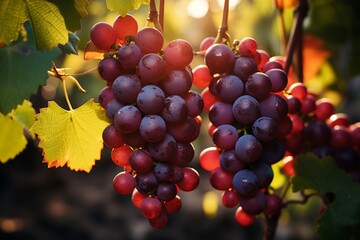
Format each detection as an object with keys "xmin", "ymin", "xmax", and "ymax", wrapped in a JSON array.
[
  {"xmin": 0, "ymin": 22, "xmax": 60, "ymax": 115},
  {"xmin": 106, "ymin": 0, "xmax": 150, "ymax": 16},
  {"xmin": 0, "ymin": 0, "xmax": 88, "ymax": 50},
  {"xmin": 0, "ymin": 100, "xmax": 35, "ymax": 163},
  {"xmin": 83, "ymin": 41, "xmax": 106, "ymax": 60},
  {"xmin": 292, "ymin": 153, "xmax": 360, "ymax": 240},
  {"xmin": 30, "ymin": 100, "xmax": 110, "ymax": 172}
]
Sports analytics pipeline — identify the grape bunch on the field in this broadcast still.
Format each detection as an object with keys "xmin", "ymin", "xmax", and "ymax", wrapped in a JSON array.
[
  {"xmin": 90, "ymin": 14, "xmax": 203, "ymax": 228},
  {"xmin": 195, "ymin": 37, "xmax": 288, "ymax": 226},
  {"xmin": 282, "ymin": 82, "xmax": 360, "ymax": 182}
]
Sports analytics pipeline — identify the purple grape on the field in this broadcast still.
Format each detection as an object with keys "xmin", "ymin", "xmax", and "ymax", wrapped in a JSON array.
[
  {"xmin": 156, "ymin": 183, "xmax": 177, "ymax": 201},
  {"xmin": 138, "ymin": 53, "xmax": 166, "ymax": 84},
  {"xmin": 135, "ymin": 172, "xmax": 158, "ymax": 194},
  {"xmin": 215, "ymin": 75, "xmax": 244, "ymax": 103},
  {"xmin": 129, "ymin": 149, "xmax": 154, "ymax": 174},
  {"xmin": 102, "ymin": 124, "xmax": 124, "ymax": 148},
  {"xmin": 161, "ymin": 95, "xmax": 188, "ymax": 123},
  {"xmin": 209, "ymin": 101, "xmax": 235, "ymax": 126},
  {"xmin": 112, "ymin": 74, "xmax": 142, "ymax": 104},
  {"xmin": 117, "ymin": 43, "xmax": 142, "ymax": 72},
  {"xmin": 114, "ymin": 105, "xmax": 141, "ymax": 134},
  {"xmin": 172, "ymin": 142, "xmax": 195, "ymax": 166},
  {"xmin": 183, "ymin": 90, "xmax": 204, "ymax": 117},
  {"xmin": 259, "ymin": 94, "xmax": 288, "ymax": 120},
  {"xmin": 139, "ymin": 115, "xmax": 166, "ymax": 142},
  {"xmin": 205, "ymin": 44, "xmax": 235, "ymax": 74},
  {"xmin": 265, "ymin": 68, "xmax": 288, "ymax": 93},
  {"xmin": 235, "ymin": 134, "xmax": 263, "ymax": 164},
  {"xmin": 123, "ymin": 130, "xmax": 146, "ymax": 148},
  {"xmin": 147, "ymin": 134, "xmax": 177, "ymax": 161},
  {"xmin": 302, "ymin": 119, "xmax": 331, "ymax": 147},
  {"xmin": 163, "ymin": 69, "xmax": 192, "ymax": 96},
  {"xmin": 154, "ymin": 162, "xmax": 174, "ymax": 182},
  {"xmin": 212, "ymin": 124, "xmax": 239, "ymax": 150},
  {"xmin": 239, "ymin": 191, "xmax": 267, "ymax": 215},
  {"xmin": 252, "ymin": 117, "xmax": 278, "ymax": 142},
  {"xmin": 136, "ymin": 85, "xmax": 165, "ymax": 115},
  {"xmin": 220, "ymin": 150, "xmax": 245, "ymax": 173},
  {"xmin": 98, "ymin": 57, "xmax": 122, "ymax": 84},
  {"xmin": 259, "ymin": 140, "xmax": 286, "ymax": 165},
  {"xmin": 245, "ymin": 72, "xmax": 272, "ymax": 100},
  {"xmin": 167, "ymin": 117, "xmax": 201, "ymax": 142},
  {"xmin": 232, "ymin": 95, "xmax": 260, "ymax": 125},
  {"xmin": 250, "ymin": 162, "xmax": 274, "ymax": 188},
  {"xmin": 98, "ymin": 86, "xmax": 114, "ymax": 108},
  {"xmin": 233, "ymin": 169, "xmax": 259, "ymax": 197},
  {"xmin": 106, "ymin": 99, "xmax": 124, "ymax": 119},
  {"xmin": 233, "ymin": 56, "xmax": 258, "ymax": 82}
]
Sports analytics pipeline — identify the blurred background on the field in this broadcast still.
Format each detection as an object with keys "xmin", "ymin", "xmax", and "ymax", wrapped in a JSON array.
[{"xmin": 1, "ymin": 0, "xmax": 360, "ymax": 239}]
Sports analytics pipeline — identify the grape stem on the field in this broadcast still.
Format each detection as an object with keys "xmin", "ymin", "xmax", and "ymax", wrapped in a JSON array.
[
  {"xmin": 284, "ymin": 190, "xmax": 322, "ymax": 207},
  {"xmin": 148, "ymin": 0, "xmax": 163, "ymax": 33},
  {"xmin": 214, "ymin": 0, "xmax": 232, "ymax": 45},
  {"xmin": 284, "ymin": 0, "xmax": 309, "ymax": 82},
  {"xmin": 159, "ymin": 0, "xmax": 165, "ymax": 32},
  {"xmin": 274, "ymin": 0, "xmax": 288, "ymax": 55}
]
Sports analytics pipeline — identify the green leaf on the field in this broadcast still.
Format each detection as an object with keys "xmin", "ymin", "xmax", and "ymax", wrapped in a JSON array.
[
  {"xmin": 58, "ymin": 32, "xmax": 80, "ymax": 55},
  {"xmin": 30, "ymin": 100, "xmax": 110, "ymax": 172},
  {"xmin": 0, "ymin": 22, "xmax": 60, "ymax": 114},
  {"xmin": 106, "ymin": 0, "xmax": 150, "ymax": 16},
  {"xmin": 10, "ymin": 100, "xmax": 36, "ymax": 139},
  {"xmin": 292, "ymin": 153, "xmax": 360, "ymax": 240},
  {"xmin": 0, "ymin": 0, "xmax": 88, "ymax": 50}
]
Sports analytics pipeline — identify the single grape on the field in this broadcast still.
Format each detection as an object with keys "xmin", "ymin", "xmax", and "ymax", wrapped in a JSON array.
[
  {"xmin": 154, "ymin": 162, "xmax": 174, "ymax": 182},
  {"xmin": 259, "ymin": 140, "xmax": 286, "ymax": 165},
  {"xmin": 136, "ymin": 172, "xmax": 158, "ymax": 195},
  {"xmin": 135, "ymin": 27, "xmax": 164, "ymax": 54},
  {"xmin": 98, "ymin": 57, "xmax": 122, "ymax": 84},
  {"xmin": 252, "ymin": 117, "xmax": 278, "ymax": 142},
  {"xmin": 199, "ymin": 147, "xmax": 221, "ymax": 172},
  {"xmin": 235, "ymin": 207, "xmax": 255, "ymax": 226},
  {"xmin": 259, "ymin": 94, "xmax": 288, "ymax": 120},
  {"xmin": 177, "ymin": 167, "xmax": 200, "ymax": 191},
  {"xmin": 238, "ymin": 37, "xmax": 257, "ymax": 57},
  {"xmin": 215, "ymin": 75, "xmax": 244, "ymax": 103},
  {"xmin": 245, "ymin": 72, "xmax": 272, "ymax": 100},
  {"xmin": 117, "ymin": 43, "xmax": 142, "ymax": 72},
  {"xmin": 112, "ymin": 74, "xmax": 142, "ymax": 104},
  {"xmin": 265, "ymin": 69, "xmax": 288, "ymax": 92},
  {"xmin": 156, "ymin": 183, "xmax": 177, "ymax": 201},
  {"xmin": 302, "ymin": 119, "xmax": 331, "ymax": 147},
  {"xmin": 209, "ymin": 101, "xmax": 235, "ymax": 126},
  {"xmin": 148, "ymin": 211, "xmax": 168, "ymax": 228},
  {"xmin": 163, "ymin": 69, "xmax": 192, "ymax": 96},
  {"xmin": 136, "ymin": 85, "xmax": 165, "ymax": 115},
  {"xmin": 239, "ymin": 190, "xmax": 267, "ymax": 215},
  {"xmin": 221, "ymin": 189, "xmax": 240, "ymax": 208},
  {"xmin": 129, "ymin": 149, "xmax": 153, "ymax": 174},
  {"xmin": 98, "ymin": 86, "xmax": 114, "ymax": 108},
  {"xmin": 172, "ymin": 142, "xmax": 195, "ymax": 167},
  {"xmin": 250, "ymin": 162, "xmax": 274, "ymax": 188},
  {"xmin": 233, "ymin": 169, "xmax": 259, "ymax": 197},
  {"xmin": 111, "ymin": 145, "xmax": 133, "ymax": 167},
  {"xmin": 289, "ymin": 82, "xmax": 307, "ymax": 100},
  {"xmin": 163, "ymin": 39, "xmax": 194, "ymax": 68},
  {"xmin": 165, "ymin": 195, "xmax": 182, "ymax": 213},
  {"xmin": 131, "ymin": 189, "xmax": 147, "ymax": 208},
  {"xmin": 140, "ymin": 197, "xmax": 162, "ymax": 219},
  {"xmin": 262, "ymin": 60, "xmax": 283, "ymax": 72},
  {"xmin": 113, "ymin": 14, "xmax": 138, "ymax": 44},
  {"xmin": 199, "ymin": 36, "xmax": 215, "ymax": 53},
  {"xmin": 161, "ymin": 95, "xmax": 188, "ymax": 123},
  {"xmin": 183, "ymin": 90, "xmax": 204, "ymax": 117},
  {"xmin": 315, "ymin": 98, "xmax": 335, "ymax": 121},
  {"xmin": 106, "ymin": 99, "xmax": 124, "ymax": 120},
  {"xmin": 138, "ymin": 53, "xmax": 166, "ymax": 84},
  {"xmin": 123, "ymin": 130, "xmax": 146, "ymax": 148},
  {"xmin": 210, "ymin": 167, "xmax": 234, "ymax": 190},
  {"xmin": 330, "ymin": 125, "xmax": 352, "ymax": 150},
  {"xmin": 114, "ymin": 105, "xmax": 142, "ymax": 134},
  {"xmin": 147, "ymin": 134, "xmax": 177, "ymax": 161},
  {"xmin": 328, "ymin": 113, "xmax": 350, "ymax": 127},
  {"xmin": 205, "ymin": 44, "xmax": 235, "ymax": 74},
  {"xmin": 235, "ymin": 134, "xmax": 263, "ymax": 164},
  {"xmin": 212, "ymin": 124, "xmax": 239, "ymax": 150},
  {"xmin": 90, "ymin": 22, "xmax": 117, "ymax": 51},
  {"xmin": 192, "ymin": 64, "xmax": 213, "ymax": 88},
  {"xmin": 232, "ymin": 95, "xmax": 260, "ymax": 125},
  {"xmin": 220, "ymin": 150, "xmax": 245, "ymax": 173},
  {"xmin": 233, "ymin": 56, "xmax": 258, "ymax": 82},
  {"xmin": 139, "ymin": 115, "xmax": 166, "ymax": 142},
  {"xmin": 113, "ymin": 172, "xmax": 136, "ymax": 195},
  {"xmin": 264, "ymin": 194, "xmax": 283, "ymax": 215},
  {"xmin": 167, "ymin": 116, "xmax": 201, "ymax": 142},
  {"xmin": 286, "ymin": 95, "xmax": 301, "ymax": 114},
  {"xmin": 102, "ymin": 124, "xmax": 124, "ymax": 148}
]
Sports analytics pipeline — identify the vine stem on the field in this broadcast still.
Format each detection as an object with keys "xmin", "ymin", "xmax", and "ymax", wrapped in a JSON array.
[
  {"xmin": 159, "ymin": 0, "xmax": 164, "ymax": 32},
  {"xmin": 275, "ymin": 0, "xmax": 288, "ymax": 55},
  {"xmin": 214, "ymin": 0, "xmax": 231, "ymax": 45},
  {"xmin": 284, "ymin": 0, "xmax": 309, "ymax": 80},
  {"xmin": 148, "ymin": 0, "xmax": 163, "ymax": 33},
  {"xmin": 62, "ymin": 77, "xmax": 73, "ymax": 111}
]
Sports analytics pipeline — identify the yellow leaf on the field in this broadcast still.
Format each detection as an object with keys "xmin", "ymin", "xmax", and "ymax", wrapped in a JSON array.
[
  {"xmin": 30, "ymin": 99, "xmax": 110, "ymax": 172},
  {"xmin": 270, "ymin": 160, "xmax": 287, "ymax": 189},
  {"xmin": 106, "ymin": 0, "xmax": 150, "ymax": 16},
  {"xmin": 0, "ymin": 114, "xmax": 27, "ymax": 163},
  {"xmin": 10, "ymin": 100, "xmax": 36, "ymax": 139}
]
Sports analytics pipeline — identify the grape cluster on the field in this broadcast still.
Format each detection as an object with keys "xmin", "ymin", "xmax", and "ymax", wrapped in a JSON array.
[
  {"xmin": 196, "ymin": 37, "xmax": 287, "ymax": 226},
  {"xmin": 282, "ymin": 82, "xmax": 360, "ymax": 182},
  {"xmin": 91, "ymin": 15, "xmax": 203, "ymax": 228}
]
